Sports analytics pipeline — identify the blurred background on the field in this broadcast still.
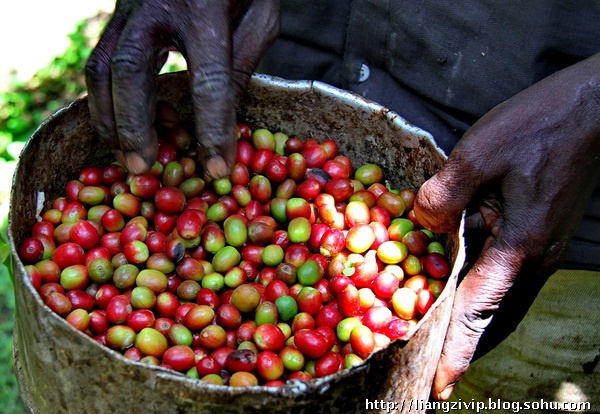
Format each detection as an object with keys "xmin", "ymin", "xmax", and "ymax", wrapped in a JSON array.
[
  {"xmin": 1, "ymin": 2, "xmax": 184, "ymax": 412},
  {"xmin": 0, "ymin": 3, "xmax": 113, "ymax": 411},
  {"xmin": 0, "ymin": 1, "xmax": 113, "ymax": 203}
]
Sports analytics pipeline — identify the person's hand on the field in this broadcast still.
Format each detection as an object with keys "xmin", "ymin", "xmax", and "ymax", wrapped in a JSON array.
[
  {"xmin": 86, "ymin": 0, "xmax": 280, "ymax": 178},
  {"xmin": 414, "ymin": 53, "xmax": 600, "ymax": 400}
]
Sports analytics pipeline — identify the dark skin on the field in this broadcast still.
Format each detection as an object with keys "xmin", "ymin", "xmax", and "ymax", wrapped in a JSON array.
[
  {"xmin": 86, "ymin": 2, "xmax": 600, "ymax": 401},
  {"xmin": 85, "ymin": 0, "xmax": 280, "ymax": 178},
  {"xmin": 415, "ymin": 52, "xmax": 600, "ymax": 399}
]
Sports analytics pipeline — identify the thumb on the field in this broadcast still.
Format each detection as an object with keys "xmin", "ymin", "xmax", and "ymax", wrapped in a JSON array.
[
  {"xmin": 432, "ymin": 240, "xmax": 522, "ymax": 400},
  {"xmin": 414, "ymin": 157, "xmax": 480, "ymax": 233}
]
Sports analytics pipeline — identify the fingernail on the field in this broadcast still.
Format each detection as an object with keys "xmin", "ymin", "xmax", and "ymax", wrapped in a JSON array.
[
  {"xmin": 124, "ymin": 153, "xmax": 150, "ymax": 175},
  {"xmin": 112, "ymin": 150, "xmax": 126, "ymax": 167},
  {"xmin": 205, "ymin": 156, "xmax": 229, "ymax": 179},
  {"xmin": 438, "ymin": 384, "xmax": 454, "ymax": 401}
]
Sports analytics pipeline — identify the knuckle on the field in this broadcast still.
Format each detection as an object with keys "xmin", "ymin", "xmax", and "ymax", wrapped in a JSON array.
[
  {"xmin": 450, "ymin": 300, "xmax": 493, "ymax": 346},
  {"xmin": 85, "ymin": 48, "xmax": 112, "ymax": 83},
  {"xmin": 111, "ymin": 44, "xmax": 149, "ymax": 76},
  {"xmin": 495, "ymin": 228, "xmax": 551, "ymax": 272},
  {"xmin": 415, "ymin": 179, "xmax": 441, "ymax": 211},
  {"xmin": 190, "ymin": 65, "xmax": 232, "ymax": 99},
  {"xmin": 453, "ymin": 253, "xmax": 520, "ymax": 330},
  {"xmin": 417, "ymin": 175, "xmax": 457, "ymax": 214},
  {"xmin": 414, "ymin": 185, "xmax": 462, "ymax": 233}
]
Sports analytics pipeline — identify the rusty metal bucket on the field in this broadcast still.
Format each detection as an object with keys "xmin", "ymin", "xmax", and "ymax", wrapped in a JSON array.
[{"xmin": 9, "ymin": 72, "xmax": 465, "ymax": 413}]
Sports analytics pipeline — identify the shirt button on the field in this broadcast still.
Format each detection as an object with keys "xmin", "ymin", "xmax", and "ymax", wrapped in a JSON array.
[{"xmin": 358, "ymin": 64, "xmax": 370, "ymax": 83}]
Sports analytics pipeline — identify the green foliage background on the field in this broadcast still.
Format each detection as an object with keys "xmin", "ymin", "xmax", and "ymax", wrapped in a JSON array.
[
  {"xmin": 0, "ymin": 207, "xmax": 19, "ymax": 413},
  {"xmin": 0, "ymin": 13, "xmax": 107, "ymax": 163},
  {"xmin": 0, "ymin": 11, "xmax": 186, "ymax": 412},
  {"xmin": 0, "ymin": 12, "xmax": 110, "ymax": 413}
]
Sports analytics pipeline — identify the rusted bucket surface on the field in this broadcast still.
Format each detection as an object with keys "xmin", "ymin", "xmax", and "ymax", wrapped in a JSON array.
[{"xmin": 9, "ymin": 72, "xmax": 465, "ymax": 414}]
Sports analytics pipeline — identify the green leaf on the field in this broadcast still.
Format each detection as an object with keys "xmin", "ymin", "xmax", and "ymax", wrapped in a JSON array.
[
  {"xmin": 0, "ymin": 203, "xmax": 12, "ymax": 281},
  {"xmin": 0, "ymin": 244, "xmax": 9, "ymax": 267},
  {"xmin": 0, "ymin": 132, "xmax": 12, "ymax": 157},
  {"xmin": 385, "ymin": 180, "xmax": 399, "ymax": 194}
]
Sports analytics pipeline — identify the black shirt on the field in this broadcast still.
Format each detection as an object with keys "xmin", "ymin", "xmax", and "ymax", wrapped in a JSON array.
[{"xmin": 258, "ymin": 0, "xmax": 600, "ymax": 269}]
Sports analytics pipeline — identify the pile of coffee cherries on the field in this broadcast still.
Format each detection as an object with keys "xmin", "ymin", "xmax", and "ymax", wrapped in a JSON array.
[{"xmin": 18, "ymin": 120, "xmax": 451, "ymax": 387}]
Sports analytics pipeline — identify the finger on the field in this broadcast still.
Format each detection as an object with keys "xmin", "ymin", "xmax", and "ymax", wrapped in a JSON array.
[
  {"xmin": 231, "ymin": 0, "xmax": 280, "ymax": 98},
  {"xmin": 110, "ymin": 14, "xmax": 161, "ymax": 174},
  {"xmin": 472, "ymin": 261, "xmax": 549, "ymax": 360},
  {"xmin": 85, "ymin": 11, "xmax": 128, "ymax": 163},
  {"xmin": 183, "ymin": 4, "xmax": 237, "ymax": 179},
  {"xmin": 432, "ymin": 240, "xmax": 523, "ymax": 400},
  {"xmin": 414, "ymin": 156, "xmax": 481, "ymax": 233}
]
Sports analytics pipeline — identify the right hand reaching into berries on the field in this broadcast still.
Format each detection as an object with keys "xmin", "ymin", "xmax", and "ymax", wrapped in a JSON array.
[{"xmin": 86, "ymin": 0, "xmax": 280, "ymax": 178}]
